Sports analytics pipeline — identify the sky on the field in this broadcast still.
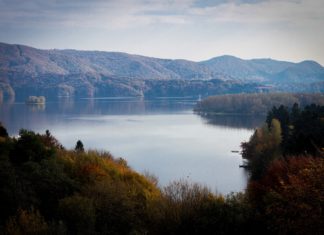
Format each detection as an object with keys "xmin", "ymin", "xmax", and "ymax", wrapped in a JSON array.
[{"xmin": 0, "ymin": 0, "xmax": 324, "ymax": 64}]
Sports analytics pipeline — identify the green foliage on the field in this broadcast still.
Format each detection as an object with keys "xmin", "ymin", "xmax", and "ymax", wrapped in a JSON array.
[
  {"xmin": 242, "ymin": 103, "xmax": 324, "ymax": 179},
  {"xmin": 266, "ymin": 103, "xmax": 324, "ymax": 156},
  {"xmin": 241, "ymin": 119, "xmax": 282, "ymax": 179},
  {"xmin": 10, "ymin": 129, "xmax": 56, "ymax": 165}
]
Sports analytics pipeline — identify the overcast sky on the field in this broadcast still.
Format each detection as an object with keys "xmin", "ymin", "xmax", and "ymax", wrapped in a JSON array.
[{"xmin": 0, "ymin": 0, "xmax": 323, "ymax": 64}]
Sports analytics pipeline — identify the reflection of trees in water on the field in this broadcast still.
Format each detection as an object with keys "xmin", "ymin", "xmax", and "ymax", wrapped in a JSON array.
[
  {"xmin": 0, "ymin": 98, "xmax": 197, "ymax": 135},
  {"xmin": 56, "ymin": 97, "xmax": 75, "ymax": 112},
  {"xmin": 51, "ymin": 98, "xmax": 196, "ymax": 115},
  {"xmin": 198, "ymin": 113, "xmax": 265, "ymax": 130},
  {"xmin": 27, "ymin": 103, "xmax": 46, "ymax": 111}
]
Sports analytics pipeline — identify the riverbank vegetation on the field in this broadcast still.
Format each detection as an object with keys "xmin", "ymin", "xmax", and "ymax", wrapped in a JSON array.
[
  {"xmin": 242, "ymin": 103, "xmax": 324, "ymax": 179},
  {"xmin": 241, "ymin": 103, "xmax": 324, "ymax": 234},
  {"xmin": 0, "ymin": 101, "xmax": 323, "ymax": 234},
  {"xmin": 195, "ymin": 93, "xmax": 324, "ymax": 114}
]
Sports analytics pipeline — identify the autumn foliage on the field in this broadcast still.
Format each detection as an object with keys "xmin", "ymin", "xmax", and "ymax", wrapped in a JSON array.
[
  {"xmin": 242, "ymin": 103, "xmax": 324, "ymax": 234},
  {"xmin": 248, "ymin": 157, "xmax": 324, "ymax": 234}
]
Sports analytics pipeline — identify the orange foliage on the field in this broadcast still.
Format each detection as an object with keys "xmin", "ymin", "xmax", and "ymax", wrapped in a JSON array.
[
  {"xmin": 79, "ymin": 163, "xmax": 107, "ymax": 180},
  {"xmin": 248, "ymin": 157, "xmax": 324, "ymax": 234}
]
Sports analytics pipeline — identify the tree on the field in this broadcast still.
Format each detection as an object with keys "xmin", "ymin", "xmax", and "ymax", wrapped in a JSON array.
[
  {"xmin": 285, "ymin": 104, "xmax": 324, "ymax": 156},
  {"xmin": 75, "ymin": 140, "xmax": 84, "ymax": 152},
  {"xmin": 59, "ymin": 195, "xmax": 95, "ymax": 235},
  {"xmin": 10, "ymin": 129, "xmax": 55, "ymax": 165},
  {"xmin": 241, "ymin": 119, "xmax": 282, "ymax": 179},
  {"xmin": 0, "ymin": 122, "xmax": 8, "ymax": 138},
  {"xmin": 42, "ymin": 130, "xmax": 63, "ymax": 149}
]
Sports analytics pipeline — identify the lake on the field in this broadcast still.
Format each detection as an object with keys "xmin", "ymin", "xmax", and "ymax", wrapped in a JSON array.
[{"xmin": 0, "ymin": 98, "xmax": 264, "ymax": 195}]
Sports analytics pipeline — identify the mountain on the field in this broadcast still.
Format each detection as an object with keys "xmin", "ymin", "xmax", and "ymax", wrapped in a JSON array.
[
  {"xmin": 0, "ymin": 43, "xmax": 210, "ymax": 80},
  {"xmin": 200, "ymin": 55, "xmax": 261, "ymax": 81},
  {"xmin": 272, "ymin": 60, "xmax": 324, "ymax": 84},
  {"xmin": 199, "ymin": 56, "xmax": 324, "ymax": 83},
  {"xmin": 0, "ymin": 42, "xmax": 323, "ymax": 101}
]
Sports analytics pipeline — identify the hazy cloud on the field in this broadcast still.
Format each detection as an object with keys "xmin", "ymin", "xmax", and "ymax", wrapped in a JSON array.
[
  {"xmin": 193, "ymin": 0, "xmax": 268, "ymax": 8},
  {"xmin": 0, "ymin": 0, "xmax": 323, "ymax": 64},
  {"xmin": 1, "ymin": 0, "xmax": 322, "ymax": 29}
]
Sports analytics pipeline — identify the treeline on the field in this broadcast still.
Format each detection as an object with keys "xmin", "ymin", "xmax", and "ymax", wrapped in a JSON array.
[
  {"xmin": 0, "ymin": 101, "xmax": 323, "ymax": 235},
  {"xmin": 242, "ymin": 103, "xmax": 324, "ymax": 179},
  {"xmin": 195, "ymin": 93, "xmax": 324, "ymax": 114}
]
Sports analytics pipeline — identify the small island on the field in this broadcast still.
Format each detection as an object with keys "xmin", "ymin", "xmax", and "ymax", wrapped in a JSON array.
[{"xmin": 25, "ymin": 96, "xmax": 46, "ymax": 104}]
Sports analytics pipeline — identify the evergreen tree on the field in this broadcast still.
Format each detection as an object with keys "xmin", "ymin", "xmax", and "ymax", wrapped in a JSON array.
[
  {"xmin": 0, "ymin": 122, "xmax": 8, "ymax": 137},
  {"xmin": 75, "ymin": 140, "xmax": 84, "ymax": 152}
]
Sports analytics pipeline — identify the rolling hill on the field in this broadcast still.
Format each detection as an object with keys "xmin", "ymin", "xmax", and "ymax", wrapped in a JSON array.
[{"xmin": 0, "ymin": 42, "xmax": 323, "ymax": 101}]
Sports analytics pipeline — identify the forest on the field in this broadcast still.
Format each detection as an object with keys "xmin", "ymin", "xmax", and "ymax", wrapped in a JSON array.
[
  {"xmin": 0, "ymin": 102, "xmax": 323, "ymax": 234},
  {"xmin": 194, "ymin": 93, "xmax": 324, "ymax": 114}
]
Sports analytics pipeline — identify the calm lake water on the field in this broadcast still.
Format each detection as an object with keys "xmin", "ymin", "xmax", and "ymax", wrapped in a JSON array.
[{"xmin": 0, "ymin": 98, "xmax": 264, "ymax": 195}]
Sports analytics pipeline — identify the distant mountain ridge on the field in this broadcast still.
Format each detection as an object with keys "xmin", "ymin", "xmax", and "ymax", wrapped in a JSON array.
[{"xmin": 0, "ymin": 42, "xmax": 323, "ymax": 100}]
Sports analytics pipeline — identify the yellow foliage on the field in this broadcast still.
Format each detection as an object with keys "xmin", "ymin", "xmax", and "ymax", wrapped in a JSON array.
[{"xmin": 55, "ymin": 148, "xmax": 161, "ymax": 201}]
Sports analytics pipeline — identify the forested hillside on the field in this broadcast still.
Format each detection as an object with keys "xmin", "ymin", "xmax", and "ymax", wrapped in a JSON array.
[
  {"xmin": 1, "ymin": 42, "xmax": 324, "ymax": 101},
  {"xmin": 195, "ymin": 93, "xmax": 324, "ymax": 114}
]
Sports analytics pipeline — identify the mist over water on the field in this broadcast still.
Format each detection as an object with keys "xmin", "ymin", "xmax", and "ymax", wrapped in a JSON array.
[{"xmin": 0, "ymin": 98, "xmax": 262, "ymax": 194}]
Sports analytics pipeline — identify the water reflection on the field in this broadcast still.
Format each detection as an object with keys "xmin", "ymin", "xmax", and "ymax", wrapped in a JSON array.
[
  {"xmin": 0, "ymin": 98, "xmax": 197, "ymax": 135},
  {"xmin": 1, "ymin": 98, "xmax": 264, "ymax": 133},
  {"xmin": 198, "ymin": 113, "xmax": 264, "ymax": 130},
  {"xmin": 26, "ymin": 103, "xmax": 46, "ymax": 111}
]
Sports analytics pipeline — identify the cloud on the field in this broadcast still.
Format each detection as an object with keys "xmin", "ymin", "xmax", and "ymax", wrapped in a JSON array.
[
  {"xmin": 192, "ymin": 0, "xmax": 268, "ymax": 8},
  {"xmin": 189, "ymin": 0, "xmax": 324, "ymax": 25},
  {"xmin": 1, "ymin": 0, "xmax": 323, "ymax": 30},
  {"xmin": 0, "ymin": 0, "xmax": 192, "ymax": 29},
  {"xmin": 0, "ymin": 0, "xmax": 323, "ymax": 64}
]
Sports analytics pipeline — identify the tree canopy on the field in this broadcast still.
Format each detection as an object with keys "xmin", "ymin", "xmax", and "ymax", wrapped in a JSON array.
[{"xmin": 195, "ymin": 93, "xmax": 324, "ymax": 114}]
